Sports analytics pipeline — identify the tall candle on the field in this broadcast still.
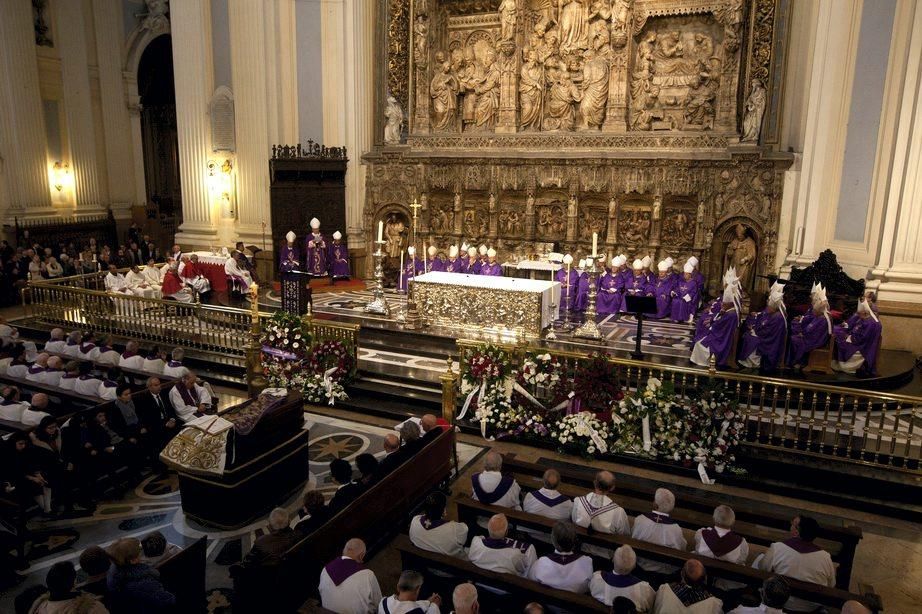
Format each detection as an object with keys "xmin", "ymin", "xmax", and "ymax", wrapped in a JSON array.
[
  {"xmin": 399, "ymin": 249, "xmax": 404, "ymax": 289},
  {"xmin": 423, "ymin": 242, "xmax": 428, "ymax": 273},
  {"xmin": 377, "ymin": 220, "xmax": 383, "ymax": 242},
  {"xmin": 591, "ymin": 232, "xmax": 598, "ymax": 257}
]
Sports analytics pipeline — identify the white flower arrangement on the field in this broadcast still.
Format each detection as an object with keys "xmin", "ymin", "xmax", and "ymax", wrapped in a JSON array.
[{"xmin": 550, "ymin": 411, "xmax": 611, "ymax": 456}]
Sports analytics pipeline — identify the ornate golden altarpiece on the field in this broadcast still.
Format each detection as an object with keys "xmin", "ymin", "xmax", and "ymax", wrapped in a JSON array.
[{"xmin": 364, "ymin": 0, "xmax": 792, "ymax": 296}]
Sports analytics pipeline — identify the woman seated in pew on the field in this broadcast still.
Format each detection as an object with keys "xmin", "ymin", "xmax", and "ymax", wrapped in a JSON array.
[
  {"xmin": 527, "ymin": 521, "xmax": 593, "ymax": 594},
  {"xmin": 293, "ymin": 490, "xmax": 330, "ymax": 536},
  {"xmin": 74, "ymin": 362, "xmax": 103, "ymax": 397},
  {"xmin": 590, "ymin": 545, "xmax": 656, "ymax": 612},
  {"xmin": 1, "ymin": 432, "xmax": 53, "ymax": 516},
  {"xmin": 106, "ymin": 537, "xmax": 176, "ymax": 612},
  {"xmin": 409, "ymin": 492, "xmax": 468, "ymax": 558}
]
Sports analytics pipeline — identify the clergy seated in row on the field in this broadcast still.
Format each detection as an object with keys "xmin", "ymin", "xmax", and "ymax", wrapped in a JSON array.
[
  {"xmin": 787, "ymin": 291, "xmax": 832, "ymax": 368},
  {"xmin": 632, "ymin": 488, "xmax": 687, "ymax": 577},
  {"xmin": 168, "ymin": 372, "xmax": 211, "ymax": 423},
  {"xmin": 470, "ymin": 451, "xmax": 522, "ymax": 510},
  {"xmin": 468, "ymin": 512, "xmax": 538, "ymax": 576},
  {"xmin": 754, "ymin": 515, "xmax": 836, "ymax": 613},
  {"xmin": 233, "ymin": 241, "xmax": 260, "ymax": 284},
  {"xmin": 443, "ymin": 245, "xmax": 464, "ymax": 273},
  {"xmin": 480, "ymin": 248, "xmax": 503, "ymax": 276},
  {"xmin": 832, "ymin": 298, "xmax": 882, "ymax": 375},
  {"xmin": 523, "ymin": 468, "xmax": 574, "ymax": 522},
  {"xmin": 162, "ymin": 265, "xmax": 194, "ymax": 302},
  {"xmin": 590, "ymin": 545, "xmax": 656, "ymax": 611},
  {"xmin": 623, "ymin": 259, "xmax": 654, "ymax": 311},
  {"xmin": 652, "ymin": 559, "xmax": 723, "ymax": 614},
  {"xmin": 653, "ymin": 260, "xmax": 676, "ymax": 319},
  {"xmin": 224, "ymin": 254, "xmax": 253, "ymax": 293},
  {"xmin": 572, "ymin": 470, "xmax": 631, "ymax": 558},
  {"xmin": 690, "ymin": 283, "xmax": 740, "ymax": 368},
  {"xmin": 378, "ymin": 570, "xmax": 442, "ymax": 614},
  {"xmin": 319, "ymin": 538, "xmax": 382, "ymax": 614},
  {"xmin": 555, "ymin": 255, "xmax": 581, "ymax": 312},
  {"xmin": 410, "ymin": 492, "xmax": 469, "ymax": 558},
  {"xmin": 671, "ymin": 262, "xmax": 702, "ymax": 324},
  {"xmin": 125, "ymin": 264, "xmax": 159, "ymax": 299},
  {"xmin": 694, "ymin": 505, "xmax": 749, "ymax": 591},
  {"xmin": 597, "ymin": 256, "xmax": 627, "ymax": 315},
  {"xmin": 528, "ymin": 521, "xmax": 594, "ymax": 593},
  {"xmin": 738, "ymin": 282, "xmax": 787, "ymax": 371},
  {"xmin": 726, "ymin": 575, "xmax": 791, "ymax": 614},
  {"xmin": 179, "ymin": 254, "xmax": 212, "ymax": 299}
]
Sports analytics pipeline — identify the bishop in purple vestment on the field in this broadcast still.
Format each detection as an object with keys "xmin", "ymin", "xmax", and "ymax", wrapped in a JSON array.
[
  {"xmin": 653, "ymin": 261, "xmax": 675, "ymax": 319},
  {"xmin": 738, "ymin": 305, "xmax": 787, "ymax": 370},
  {"xmin": 787, "ymin": 300, "xmax": 832, "ymax": 367},
  {"xmin": 480, "ymin": 248, "xmax": 503, "ymax": 276},
  {"xmin": 425, "ymin": 245, "xmax": 445, "ymax": 273},
  {"xmin": 464, "ymin": 247, "xmax": 481, "ymax": 275},
  {"xmin": 444, "ymin": 245, "xmax": 463, "ymax": 273},
  {"xmin": 832, "ymin": 299, "xmax": 882, "ymax": 374},
  {"xmin": 398, "ymin": 247, "xmax": 424, "ymax": 292},
  {"xmin": 279, "ymin": 233, "xmax": 299, "ymax": 268},
  {"xmin": 671, "ymin": 266, "xmax": 700, "ymax": 323},
  {"xmin": 622, "ymin": 259, "xmax": 654, "ymax": 312},
  {"xmin": 305, "ymin": 218, "xmax": 328, "ymax": 277},
  {"xmin": 328, "ymin": 231, "xmax": 350, "ymax": 279},
  {"xmin": 556, "ymin": 262, "xmax": 580, "ymax": 312},
  {"xmin": 596, "ymin": 256, "xmax": 625, "ymax": 315},
  {"xmin": 690, "ymin": 287, "xmax": 740, "ymax": 367}
]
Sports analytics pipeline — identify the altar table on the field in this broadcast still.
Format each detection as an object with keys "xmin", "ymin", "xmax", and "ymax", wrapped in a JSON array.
[
  {"xmin": 412, "ymin": 271, "xmax": 560, "ymax": 336},
  {"xmin": 502, "ymin": 260, "xmax": 562, "ymax": 281}
]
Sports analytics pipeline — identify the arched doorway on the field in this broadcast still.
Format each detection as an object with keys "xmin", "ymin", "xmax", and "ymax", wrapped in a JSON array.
[{"xmin": 137, "ymin": 35, "xmax": 181, "ymax": 224}]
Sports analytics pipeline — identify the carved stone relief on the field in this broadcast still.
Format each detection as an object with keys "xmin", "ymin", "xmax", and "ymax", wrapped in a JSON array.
[
  {"xmin": 661, "ymin": 199, "xmax": 696, "ymax": 246},
  {"xmin": 618, "ymin": 204, "xmax": 652, "ymax": 245}
]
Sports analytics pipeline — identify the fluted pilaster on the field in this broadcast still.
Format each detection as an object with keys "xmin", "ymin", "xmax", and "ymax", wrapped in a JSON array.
[
  {"xmin": 0, "ymin": 0, "xmax": 52, "ymax": 219},
  {"xmin": 171, "ymin": 0, "xmax": 218, "ymax": 244},
  {"xmin": 53, "ymin": 0, "xmax": 105, "ymax": 212}
]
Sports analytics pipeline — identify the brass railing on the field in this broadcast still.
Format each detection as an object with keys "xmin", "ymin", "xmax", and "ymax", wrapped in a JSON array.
[
  {"xmin": 25, "ymin": 276, "xmax": 359, "ymax": 367},
  {"xmin": 454, "ymin": 340, "xmax": 922, "ymax": 471}
]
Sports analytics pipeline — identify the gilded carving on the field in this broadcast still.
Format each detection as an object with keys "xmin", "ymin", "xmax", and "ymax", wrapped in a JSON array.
[
  {"xmin": 536, "ymin": 203, "xmax": 567, "ymax": 239},
  {"xmin": 618, "ymin": 206, "xmax": 652, "ymax": 245}
]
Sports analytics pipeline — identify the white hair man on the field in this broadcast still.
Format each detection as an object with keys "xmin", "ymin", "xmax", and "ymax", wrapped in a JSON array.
[
  {"xmin": 0, "ymin": 386, "xmax": 29, "ymax": 423},
  {"xmin": 25, "ymin": 353, "xmax": 49, "ymax": 383},
  {"xmin": 378, "ymin": 569, "xmax": 441, "ymax": 614},
  {"xmin": 527, "ymin": 521, "xmax": 593, "ymax": 593},
  {"xmin": 94, "ymin": 335, "xmax": 121, "ymax": 367},
  {"xmin": 523, "ymin": 469, "xmax": 573, "ymax": 521},
  {"xmin": 631, "ymin": 488, "xmax": 687, "ymax": 575},
  {"xmin": 589, "ymin": 545, "xmax": 655, "ymax": 611},
  {"xmin": 119, "ymin": 341, "xmax": 145, "ymax": 370},
  {"xmin": 168, "ymin": 372, "xmax": 212, "ymax": 422},
  {"xmin": 571, "ymin": 470, "xmax": 630, "ymax": 557},
  {"xmin": 22, "ymin": 393, "xmax": 52, "ymax": 427},
  {"xmin": 452, "ymin": 583, "xmax": 478, "ymax": 614},
  {"xmin": 240, "ymin": 508, "xmax": 297, "ymax": 568},
  {"xmin": 409, "ymin": 491, "xmax": 468, "ymax": 558},
  {"xmin": 755, "ymin": 515, "xmax": 835, "ymax": 612},
  {"xmin": 162, "ymin": 348, "xmax": 189, "ymax": 378},
  {"xmin": 319, "ymin": 538, "xmax": 382, "ymax": 614},
  {"xmin": 694, "ymin": 505, "xmax": 749, "ymax": 590},
  {"xmin": 41, "ymin": 356, "xmax": 64, "ymax": 387},
  {"xmin": 44, "ymin": 329, "xmax": 67, "ymax": 354},
  {"xmin": 467, "ymin": 513, "xmax": 536, "ymax": 577},
  {"xmin": 62, "ymin": 330, "xmax": 83, "ymax": 358},
  {"xmin": 727, "ymin": 575, "xmax": 791, "ymax": 614},
  {"xmin": 470, "ymin": 451, "xmax": 521, "ymax": 510}
]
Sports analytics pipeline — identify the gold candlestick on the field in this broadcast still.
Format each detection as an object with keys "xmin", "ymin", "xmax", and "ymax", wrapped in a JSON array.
[
  {"xmin": 404, "ymin": 199, "xmax": 423, "ymax": 329},
  {"xmin": 365, "ymin": 240, "xmax": 389, "ymax": 315},
  {"xmin": 574, "ymin": 256, "xmax": 602, "ymax": 339}
]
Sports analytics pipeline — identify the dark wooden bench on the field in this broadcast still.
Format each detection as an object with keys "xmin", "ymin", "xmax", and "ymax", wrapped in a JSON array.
[
  {"xmin": 395, "ymin": 534, "xmax": 609, "ymax": 613},
  {"xmin": 157, "ymin": 536, "xmax": 207, "ymax": 612},
  {"xmin": 455, "ymin": 496, "xmax": 881, "ymax": 612},
  {"xmin": 501, "ymin": 455, "xmax": 862, "ymax": 589},
  {"xmin": 232, "ymin": 427, "xmax": 455, "ymax": 612}
]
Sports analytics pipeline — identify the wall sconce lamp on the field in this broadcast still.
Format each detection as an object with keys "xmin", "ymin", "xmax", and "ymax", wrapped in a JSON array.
[
  {"xmin": 206, "ymin": 158, "xmax": 234, "ymax": 201},
  {"xmin": 51, "ymin": 161, "xmax": 70, "ymax": 192}
]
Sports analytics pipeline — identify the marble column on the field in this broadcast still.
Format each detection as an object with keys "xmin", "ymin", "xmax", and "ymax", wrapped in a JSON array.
[
  {"xmin": 53, "ymin": 0, "xmax": 106, "ymax": 214},
  {"xmin": 92, "ymin": 0, "xmax": 136, "ymax": 220},
  {"xmin": 171, "ymin": 0, "xmax": 218, "ymax": 246},
  {"xmin": 0, "ymin": 0, "xmax": 53, "ymax": 219}
]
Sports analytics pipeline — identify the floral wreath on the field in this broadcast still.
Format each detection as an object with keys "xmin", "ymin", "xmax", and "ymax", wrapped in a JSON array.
[
  {"xmin": 260, "ymin": 311, "xmax": 310, "ymax": 358},
  {"xmin": 306, "ymin": 339, "xmax": 356, "ymax": 383},
  {"xmin": 677, "ymin": 383, "xmax": 744, "ymax": 470}
]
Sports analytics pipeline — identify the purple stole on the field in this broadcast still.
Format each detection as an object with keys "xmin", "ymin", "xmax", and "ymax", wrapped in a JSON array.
[
  {"xmin": 426, "ymin": 257, "xmax": 446, "ymax": 273},
  {"xmin": 324, "ymin": 557, "xmax": 365, "ymax": 586},
  {"xmin": 79, "ymin": 343, "xmax": 96, "ymax": 355},
  {"xmin": 444, "ymin": 258, "xmax": 462, "ymax": 273},
  {"xmin": 471, "ymin": 473, "xmax": 514, "ymax": 504},
  {"xmin": 481, "ymin": 537, "xmax": 530, "ymax": 553},
  {"xmin": 279, "ymin": 245, "xmax": 298, "ymax": 266},
  {"xmin": 98, "ymin": 346, "xmax": 114, "ymax": 355},
  {"xmin": 27, "ymin": 365, "xmax": 45, "ymax": 375},
  {"xmin": 529, "ymin": 490, "xmax": 570, "ymax": 508},
  {"xmin": 101, "ymin": 380, "xmax": 118, "ymax": 389},
  {"xmin": 177, "ymin": 384, "xmax": 200, "ymax": 406},
  {"xmin": 642, "ymin": 511, "xmax": 678, "ymax": 524},
  {"xmin": 480, "ymin": 262, "xmax": 502, "ymax": 276},
  {"xmin": 62, "ymin": 373, "xmax": 78, "ymax": 381},
  {"xmin": 419, "ymin": 516, "xmax": 448, "ymax": 530},
  {"xmin": 546, "ymin": 552, "xmax": 582, "ymax": 565},
  {"xmin": 783, "ymin": 537, "xmax": 822, "ymax": 554},
  {"xmin": 78, "ymin": 374, "xmax": 97, "ymax": 381},
  {"xmin": 122, "ymin": 351, "xmax": 137, "ymax": 360},
  {"xmin": 66, "ymin": 340, "xmax": 79, "ymax": 349},
  {"xmin": 701, "ymin": 528, "xmax": 743, "ymax": 557},
  {"xmin": 166, "ymin": 360, "xmax": 183, "ymax": 369},
  {"xmin": 578, "ymin": 495, "xmax": 618, "ymax": 518},
  {"xmin": 602, "ymin": 572, "xmax": 642, "ymax": 588}
]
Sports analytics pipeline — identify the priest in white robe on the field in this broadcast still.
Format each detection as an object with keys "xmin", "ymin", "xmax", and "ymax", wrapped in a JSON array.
[
  {"xmin": 43, "ymin": 329, "xmax": 67, "ymax": 354},
  {"xmin": 119, "ymin": 341, "xmax": 145, "ymax": 370},
  {"xmin": 142, "ymin": 258, "xmax": 163, "ymax": 286},
  {"xmin": 470, "ymin": 451, "xmax": 521, "ymax": 510},
  {"xmin": 726, "ymin": 576, "xmax": 790, "ymax": 614},
  {"xmin": 408, "ymin": 492, "xmax": 468, "ymax": 558},
  {"xmin": 590, "ymin": 545, "xmax": 656, "ymax": 611},
  {"xmin": 652, "ymin": 559, "xmax": 723, "ymax": 614},
  {"xmin": 319, "ymin": 538, "xmax": 382, "ymax": 614},
  {"xmin": 376, "ymin": 570, "xmax": 441, "ymax": 614},
  {"xmin": 527, "ymin": 521, "xmax": 593, "ymax": 593},
  {"xmin": 522, "ymin": 469, "xmax": 573, "ymax": 521},
  {"xmin": 693, "ymin": 505, "xmax": 749, "ymax": 590},
  {"xmin": 632, "ymin": 488, "xmax": 687, "ymax": 575},
  {"xmin": 571, "ymin": 470, "xmax": 630, "ymax": 558},
  {"xmin": 224, "ymin": 256, "xmax": 253, "ymax": 292},
  {"xmin": 467, "ymin": 513, "xmax": 537, "ymax": 577},
  {"xmin": 126, "ymin": 264, "xmax": 159, "ymax": 299},
  {"xmin": 168, "ymin": 372, "xmax": 212, "ymax": 422}
]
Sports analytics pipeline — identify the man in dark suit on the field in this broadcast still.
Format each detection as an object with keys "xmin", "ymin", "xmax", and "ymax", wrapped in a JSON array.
[
  {"xmin": 134, "ymin": 377, "xmax": 178, "ymax": 448},
  {"xmin": 418, "ymin": 414, "xmax": 444, "ymax": 447},
  {"xmin": 327, "ymin": 458, "xmax": 364, "ymax": 513},
  {"xmin": 242, "ymin": 508, "xmax": 299, "ymax": 567},
  {"xmin": 294, "ymin": 490, "xmax": 330, "ymax": 537},
  {"xmin": 376, "ymin": 433, "xmax": 407, "ymax": 477}
]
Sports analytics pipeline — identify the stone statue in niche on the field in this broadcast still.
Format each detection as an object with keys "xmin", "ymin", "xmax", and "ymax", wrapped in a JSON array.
[
  {"xmin": 741, "ymin": 78, "xmax": 767, "ymax": 142},
  {"xmin": 544, "ymin": 63, "xmax": 583, "ymax": 130},
  {"xmin": 414, "ymin": 16, "xmax": 429, "ymax": 69},
  {"xmin": 473, "ymin": 45, "xmax": 501, "ymax": 131},
  {"xmin": 384, "ymin": 213, "xmax": 407, "ymax": 258},
  {"xmin": 430, "ymin": 61, "xmax": 459, "ymax": 131},
  {"xmin": 560, "ymin": 0, "xmax": 591, "ymax": 56},
  {"xmin": 568, "ymin": 194, "xmax": 578, "ymax": 217},
  {"xmin": 384, "ymin": 95, "xmax": 404, "ymax": 144},
  {"xmin": 537, "ymin": 205, "xmax": 567, "ymax": 239},
  {"xmin": 612, "ymin": 0, "xmax": 633, "ymax": 34},
  {"xmin": 724, "ymin": 223, "xmax": 757, "ymax": 290},
  {"xmin": 683, "ymin": 59, "xmax": 720, "ymax": 129},
  {"xmin": 609, "ymin": 197, "xmax": 617, "ymax": 217},
  {"xmin": 459, "ymin": 47, "xmax": 483, "ymax": 132},
  {"xmin": 498, "ymin": 0, "xmax": 517, "ymax": 42},
  {"xmin": 141, "ymin": 0, "xmax": 169, "ymax": 32},
  {"xmin": 619, "ymin": 209, "xmax": 651, "ymax": 244},
  {"xmin": 579, "ymin": 48, "xmax": 610, "ymax": 130},
  {"xmin": 519, "ymin": 49, "xmax": 545, "ymax": 131},
  {"xmin": 661, "ymin": 207, "xmax": 695, "ymax": 246}
]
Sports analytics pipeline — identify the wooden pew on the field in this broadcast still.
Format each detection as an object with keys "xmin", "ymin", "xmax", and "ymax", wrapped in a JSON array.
[
  {"xmin": 805, "ymin": 333, "xmax": 836, "ymax": 375},
  {"xmin": 500, "ymin": 455, "xmax": 862, "ymax": 590},
  {"xmin": 455, "ymin": 496, "xmax": 882, "ymax": 612},
  {"xmin": 239, "ymin": 427, "xmax": 455, "ymax": 611},
  {"xmin": 394, "ymin": 534, "xmax": 608, "ymax": 613},
  {"xmin": 157, "ymin": 536, "xmax": 207, "ymax": 612}
]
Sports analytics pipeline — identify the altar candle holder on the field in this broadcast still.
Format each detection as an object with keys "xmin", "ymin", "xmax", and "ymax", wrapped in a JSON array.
[
  {"xmin": 574, "ymin": 256, "xmax": 602, "ymax": 339},
  {"xmin": 402, "ymin": 199, "xmax": 423, "ymax": 329},
  {"xmin": 364, "ymin": 240, "xmax": 390, "ymax": 315}
]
